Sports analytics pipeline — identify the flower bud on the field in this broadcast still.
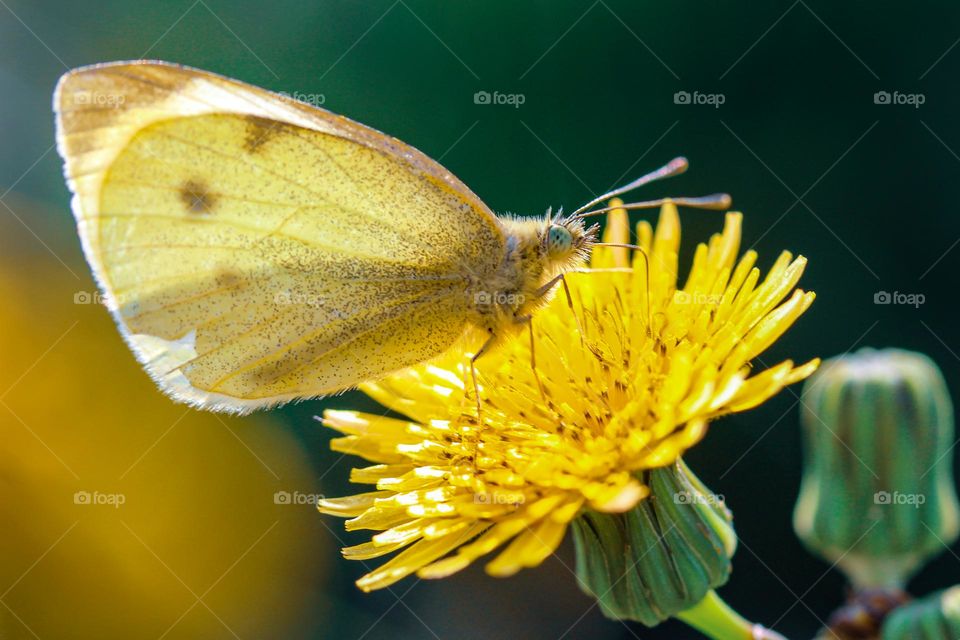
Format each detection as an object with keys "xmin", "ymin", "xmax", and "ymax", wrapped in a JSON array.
[
  {"xmin": 571, "ymin": 459, "xmax": 736, "ymax": 626},
  {"xmin": 793, "ymin": 348, "xmax": 960, "ymax": 588},
  {"xmin": 881, "ymin": 586, "xmax": 960, "ymax": 640}
]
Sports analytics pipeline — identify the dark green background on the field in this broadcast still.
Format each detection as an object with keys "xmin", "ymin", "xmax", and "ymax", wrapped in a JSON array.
[{"xmin": 2, "ymin": 2, "xmax": 959, "ymax": 638}]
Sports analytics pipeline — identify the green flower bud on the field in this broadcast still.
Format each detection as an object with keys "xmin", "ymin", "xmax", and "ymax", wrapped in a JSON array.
[
  {"xmin": 793, "ymin": 348, "xmax": 960, "ymax": 588},
  {"xmin": 571, "ymin": 459, "xmax": 736, "ymax": 626},
  {"xmin": 881, "ymin": 586, "xmax": 960, "ymax": 640}
]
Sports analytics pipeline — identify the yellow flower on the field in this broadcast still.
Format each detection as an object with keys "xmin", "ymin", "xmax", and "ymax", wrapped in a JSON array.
[{"xmin": 319, "ymin": 201, "xmax": 819, "ymax": 592}]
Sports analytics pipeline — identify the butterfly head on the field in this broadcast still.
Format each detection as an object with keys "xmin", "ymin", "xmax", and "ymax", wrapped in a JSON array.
[{"xmin": 543, "ymin": 209, "xmax": 598, "ymax": 266}]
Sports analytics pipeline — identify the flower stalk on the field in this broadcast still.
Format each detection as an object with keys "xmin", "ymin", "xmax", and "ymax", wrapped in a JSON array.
[{"xmin": 678, "ymin": 590, "xmax": 787, "ymax": 640}]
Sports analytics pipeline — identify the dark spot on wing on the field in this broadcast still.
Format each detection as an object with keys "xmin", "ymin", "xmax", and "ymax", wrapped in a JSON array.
[
  {"xmin": 244, "ymin": 115, "xmax": 283, "ymax": 152},
  {"xmin": 180, "ymin": 179, "xmax": 216, "ymax": 214},
  {"xmin": 214, "ymin": 268, "xmax": 243, "ymax": 288}
]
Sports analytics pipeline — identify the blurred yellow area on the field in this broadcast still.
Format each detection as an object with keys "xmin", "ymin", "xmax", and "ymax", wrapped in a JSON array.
[{"xmin": 0, "ymin": 195, "xmax": 329, "ymax": 639}]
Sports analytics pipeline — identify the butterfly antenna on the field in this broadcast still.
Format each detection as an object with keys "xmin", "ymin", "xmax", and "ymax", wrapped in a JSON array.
[
  {"xmin": 576, "ymin": 193, "xmax": 731, "ymax": 219},
  {"xmin": 570, "ymin": 157, "xmax": 690, "ymax": 218}
]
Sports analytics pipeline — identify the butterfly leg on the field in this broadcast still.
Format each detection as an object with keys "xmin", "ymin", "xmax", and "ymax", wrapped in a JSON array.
[
  {"xmin": 514, "ymin": 314, "xmax": 547, "ymax": 400},
  {"xmin": 533, "ymin": 274, "xmax": 609, "ymax": 365},
  {"xmin": 469, "ymin": 333, "xmax": 496, "ymax": 420}
]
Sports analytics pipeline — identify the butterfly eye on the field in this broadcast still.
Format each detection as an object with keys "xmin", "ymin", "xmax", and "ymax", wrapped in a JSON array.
[{"xmin": 547, "ymin": 225, "xmax": 573, "ymax": 256}]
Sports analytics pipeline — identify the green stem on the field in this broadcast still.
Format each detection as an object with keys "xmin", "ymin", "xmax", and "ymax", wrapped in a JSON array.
[{"xmin": 676, "ymin": 590, "xmax": 788, "ymax": 640}]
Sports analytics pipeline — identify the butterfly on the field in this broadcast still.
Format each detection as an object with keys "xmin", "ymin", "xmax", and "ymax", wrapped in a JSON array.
[{"xmin": 54, "ymin": 60, "xmax": 729, "ymax": 414}]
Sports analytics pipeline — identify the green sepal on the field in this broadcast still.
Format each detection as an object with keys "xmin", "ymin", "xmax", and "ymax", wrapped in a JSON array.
[
  {"xmin": 571, "ymin": 458, "xmax": 735, "ymax": 626},
  {"xmin": 793, "ymin": 348, "xmax": 960, "ymax": 588},
  {"xmin": 881, "ymin": 586, "xmax": 960, "ymax": 640}
]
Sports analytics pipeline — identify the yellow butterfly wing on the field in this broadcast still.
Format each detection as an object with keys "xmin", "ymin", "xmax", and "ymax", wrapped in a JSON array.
[{"xmin": 55, "ymin": 60, "xmax": 505, "ymax": 413}]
